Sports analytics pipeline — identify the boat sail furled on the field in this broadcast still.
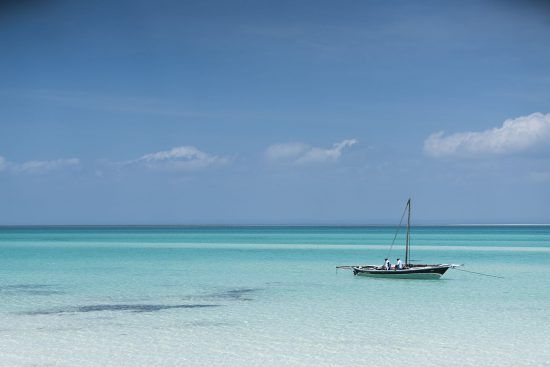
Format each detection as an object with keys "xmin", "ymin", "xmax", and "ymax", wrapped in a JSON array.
[{"xmin": 338, "ymin": 199, "xmax": 460, "ymax": 279}]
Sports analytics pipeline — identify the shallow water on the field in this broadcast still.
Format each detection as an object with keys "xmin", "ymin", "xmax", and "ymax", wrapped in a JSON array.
[{"xmin": 0, "ymin": 226, "xmax": 549, "ymax": 366}]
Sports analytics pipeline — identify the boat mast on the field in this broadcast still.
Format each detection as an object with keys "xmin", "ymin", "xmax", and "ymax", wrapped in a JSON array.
[{"xmin": 405, "ymin": 198, "xmax": 411, "ymax": 266}]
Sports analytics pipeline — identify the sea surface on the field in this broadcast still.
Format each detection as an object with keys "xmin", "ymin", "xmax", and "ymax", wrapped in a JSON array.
[{"xmin": 0, "ymin": 226, "xmax": 549, "ymax": 367}]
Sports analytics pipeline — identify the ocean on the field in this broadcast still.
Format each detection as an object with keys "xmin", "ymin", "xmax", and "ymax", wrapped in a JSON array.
[{"xmin": 0, "ymin": 226, "xmax": 549, "ymax": 366}]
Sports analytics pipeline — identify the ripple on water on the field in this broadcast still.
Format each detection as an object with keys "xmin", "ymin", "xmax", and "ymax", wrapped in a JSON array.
[
  {"xmin": 207, "ymin": 287, "xmax": 262, "ymax": 301},
  {"xmin": 0, "ymin": 284, "xmax": 65, "ymax": 296},
  {"xmin": 22, "ymin": 303, "xmax": 220, "ymax": 315}
]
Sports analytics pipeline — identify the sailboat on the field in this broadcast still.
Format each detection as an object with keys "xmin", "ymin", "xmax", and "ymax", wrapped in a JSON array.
[{"xmin": 338, "ymin": 199, "xmax": 460, "ymax": 279}]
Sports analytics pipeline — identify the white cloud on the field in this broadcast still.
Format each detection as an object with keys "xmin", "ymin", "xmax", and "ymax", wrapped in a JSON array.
[
  {"xmin": 130, "ymin": 146, "xmax": 230, "ymax": 171},
  {"xmin": 266, "ymin": 143, "xmax": 309, "ymax": 161},
  {"xmin": 12, "ymin": 158, "xmax": 80, "ymax": 174},
  {"xmin": 266, "ymin": 139, "xmax": 358, "ymax": 164},
  {"xmin": 0, "ymin": 156, "xmax": 80, "ymax": 174},
  {"xmin": 424, "ymin": 112, "xmax": 550, "ymax": 158}
]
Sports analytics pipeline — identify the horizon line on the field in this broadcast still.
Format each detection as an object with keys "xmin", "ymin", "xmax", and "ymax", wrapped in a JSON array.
[{"xmin": 1, "ymin": 223, "xmax": 549, "ymax": 227}]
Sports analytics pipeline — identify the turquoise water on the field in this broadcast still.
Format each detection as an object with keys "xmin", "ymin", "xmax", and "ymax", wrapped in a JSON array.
[{"xmin": 1, "ymin": 226, "xmax": 549, "ymax": 366}]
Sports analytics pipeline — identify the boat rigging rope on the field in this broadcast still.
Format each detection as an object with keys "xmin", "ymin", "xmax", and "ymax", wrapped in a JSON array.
[
  {"xmin": 453, "ymin": 268, "xmax": 504, "ymax": 279},
  {"xmin": 386, "ymin": 201, "xmax": 409, "ymax": 259}
]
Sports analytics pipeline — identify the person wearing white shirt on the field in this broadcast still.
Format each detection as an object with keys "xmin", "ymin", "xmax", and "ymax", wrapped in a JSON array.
[
  {"xmin": 396, "ymin": 258, "xmax": 403, "ymax": 270},
  {"xmin": 383, "ymin": 258, "xmax": 391, "ymax": 270}
]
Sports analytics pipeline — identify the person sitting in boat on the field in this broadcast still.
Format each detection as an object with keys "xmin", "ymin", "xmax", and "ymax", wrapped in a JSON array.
[
  {"xmin": 396, "ymin": 258, "xmax": 403, "ymax": 270},
  {"xmin": 383, "ymin": 258, "xmax": 391, "ymax": 270}
]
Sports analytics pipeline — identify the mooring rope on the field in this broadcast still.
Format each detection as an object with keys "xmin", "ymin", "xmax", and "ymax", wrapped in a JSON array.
[{"xmin": 453, "ymin": 268, "xmax": 504, "ymax": 279}]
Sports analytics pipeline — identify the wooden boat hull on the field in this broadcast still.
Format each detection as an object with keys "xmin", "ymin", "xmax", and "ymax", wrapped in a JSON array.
[{"xmin": 352, "ymin": 265, "xmax": 450, "ymax": 279}]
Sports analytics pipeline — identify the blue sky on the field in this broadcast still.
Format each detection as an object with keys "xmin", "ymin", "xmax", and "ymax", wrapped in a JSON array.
[{"xmin": 1, "ymin": 0, "xmax": 550, "ymax": 224}]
